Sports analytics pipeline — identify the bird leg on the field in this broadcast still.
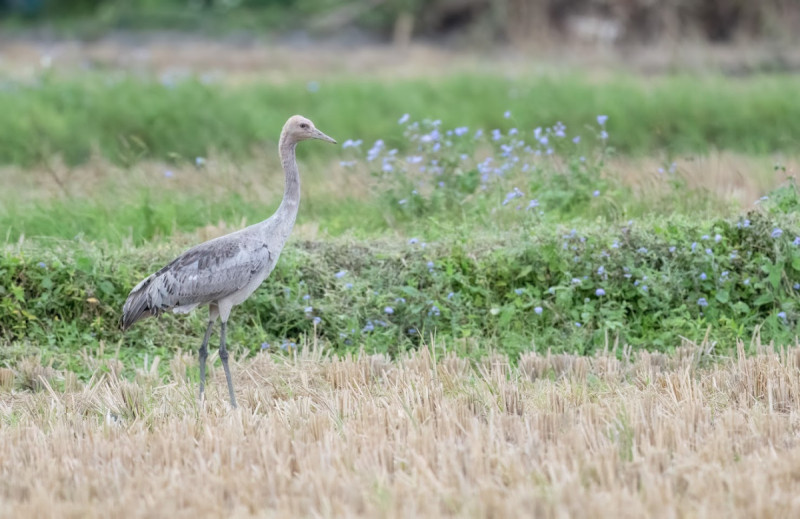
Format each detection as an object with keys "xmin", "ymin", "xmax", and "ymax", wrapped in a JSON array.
[
  {"xmin": 198, "ymin": 320, "xmax": 215, "ymax": 403},
  {"xmin": 218, "ymin": 321, "xmax": 238, "ymax": 408}
]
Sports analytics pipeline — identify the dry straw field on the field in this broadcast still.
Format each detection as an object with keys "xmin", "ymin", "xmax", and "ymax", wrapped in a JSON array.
[{"xmin": 2, "ymin": 340, "xmax": 800, "ymax": 518}]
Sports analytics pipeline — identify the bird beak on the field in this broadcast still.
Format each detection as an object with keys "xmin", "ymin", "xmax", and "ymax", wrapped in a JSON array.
[{"xmin": 312, "ymin": 128, "xmax": 337, "ymax": 144}]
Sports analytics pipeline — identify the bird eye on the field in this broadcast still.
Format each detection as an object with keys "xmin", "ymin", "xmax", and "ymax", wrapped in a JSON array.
[{"xmin": 300, "ymin": 123, "xmax": 308, "ymax": 129}]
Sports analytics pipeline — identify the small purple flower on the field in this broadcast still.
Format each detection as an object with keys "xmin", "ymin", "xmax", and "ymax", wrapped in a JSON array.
[
  {"xmin": 304, "ymin": 306, "xmax": 313, "ymax": 313},
  {"xmin": 335, "ymin": 270, "xmax": 347, "ymax": 279},
  {"xmin": 593, "ymin": 190, "xmax": 600, "ymax": 197},
  {"xmin": 454, "ymin": 126, "xmax": 469, "ymax": 137},
  {"xmin": 344, "ymin": 283, "xmax": 353, "ymax": 290},
  {"xmin": 504, "ymin": 110, "xmax": 511, "ymax": 119},
  {"xmin": 705, "ymin": 248, "xmax": 713, "ymax": 255},
  {"xmin": 447, "ymin": 292, "xmax": 454, "ymax": 300},
  {"xmin": 599, "ymin": 131, "xmax": 608, "ymax": 140},
  {"xmin": 37, "ymin": 262, "xmax": 46, "ymax": 268},
  {"xmin": 260, "ymin": 342, "xmax": 270, "ymax": 350},
  {"xmin": 572, "ymin": 136, "xmax": 581, "ymax": 144},
  {"xmin": 313, "ymin": 316, "xmax": 322, "ymax": 325},
  {"xmin": 342, "ymin": 139, "xmax": 362, "ymax": 149},
  {"xmin": 794, "ymin": 283, "xmax": 800, "ymax": 290},
  {"xmin": 384, "ymin": 307, "xmax": 394, "ymax": 315},
  {"xmin": 778, "ymin": 311, "xmax": 787, "ymax": 321},
  {"xmin": 699, "ymin": 272, "xmax": 707, "ymax": 281},
  {"xmin": 714, "ymin": 234, "xmax": 722, "ymax": 243},
  {"xmin": 575, "ymin": 322, "xmax": 582, "ymax": 327},
  {"xmin": 793, "ymin": 237, "xmax": 800, "ymax": 246},
  {"xmin": 427, "ymin": 261, "xmax": 435, "ymax": 269},
  {"xmin": 595, "ymin": 288, "xmax": 606, "ymax": 296},
  {"xmin": 408, "ymin": 237, "xmax": 419, "ymax": 245},
  {"xmin": 597, "ymin": 115, "xmax": 608, "ymax": 126},
  {"xmin": 514, "ymin": 288, "xmax": 524, "ymax": 295},
  {"xmin": 527, "ymin": 199, "xmax": 539, "ymax": 209},
  {"xmin": 398, "ymin": 113, "xmax": 410, "ymax": 124},
  {"xmin": 164, "ymin": 170, "xmax": 174, "ymax": 178},
  {"xmin": 302, "ymin": 294, "xmax": 310, "ymax": 301},
  {"xmin": 697, "ymin": 298, "xmax": 709, "ymax": 307},
  {"xmin": 772, "ymin": 228, "xmax": 783, "ymax": 238},
  {"xmin": 534, "ymin": 306, "xmax": 543, "ymax": 315},
  {"xmin": 395, "ymin": 297, "xmax": 406, "ymax": 303},
  {"xmin": 669, "ymin": 246, "xmax": 676, "ymax": 253},
  {"xmin": 195, "ymin": 157, "xmax": 206, "ymax": 167},
  {"xmin": 597, "ymin": 266, "xmax": 605, "ymax": 275},
  {"xmin": 637, "ymin": 247, "xmax": 648, "ymax": 254}
]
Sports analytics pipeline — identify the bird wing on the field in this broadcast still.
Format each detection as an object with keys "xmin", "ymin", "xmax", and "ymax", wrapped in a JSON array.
[
  {"xmin": 151, "ymin": 234, "xmax": 273, "ymax": 308},
  {"xmin": 122, "ymin": 233, "xmax": 273, "ymax": 329}
]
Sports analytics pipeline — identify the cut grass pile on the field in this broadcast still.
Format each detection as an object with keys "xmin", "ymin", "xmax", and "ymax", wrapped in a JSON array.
[{"xmin": 1, "ymin": 342, "xmax": 799, "ymax": 517}]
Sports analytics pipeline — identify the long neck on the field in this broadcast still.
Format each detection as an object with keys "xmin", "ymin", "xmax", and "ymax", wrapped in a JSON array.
[{"xmin": 273, "ymin": 133, "xmax": 301, "ymax": 231}]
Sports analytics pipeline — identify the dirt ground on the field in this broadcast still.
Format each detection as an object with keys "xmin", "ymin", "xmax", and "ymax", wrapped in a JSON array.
[{"xmin": 2, "ymin": 32, "xmax": 800, "ymax": 81}]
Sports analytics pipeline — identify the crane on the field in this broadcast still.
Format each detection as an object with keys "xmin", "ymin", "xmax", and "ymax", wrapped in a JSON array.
[{"xmin": 121, "ymin": 115, "xmax": 336, "ymax": 408}]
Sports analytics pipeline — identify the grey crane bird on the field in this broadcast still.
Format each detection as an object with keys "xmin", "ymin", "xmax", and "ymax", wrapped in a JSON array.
[{"xmin": 120, "ymin": 115, "xmax": 336, "ymax": 407}]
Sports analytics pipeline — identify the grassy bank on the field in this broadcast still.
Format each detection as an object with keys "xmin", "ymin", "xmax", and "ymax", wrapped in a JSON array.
[
  {"xmin": 3, "ymin": 202, "xmax": 800, "ymax": 378},
  {"xmin": 2, "ymin": 73, "xmax": 800, "ymax": 167}
]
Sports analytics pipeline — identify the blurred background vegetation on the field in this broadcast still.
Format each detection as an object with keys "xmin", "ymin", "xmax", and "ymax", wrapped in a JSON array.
[{"xmin": 2, "ymin": 0, "xmax": 799, "ymax": 47}]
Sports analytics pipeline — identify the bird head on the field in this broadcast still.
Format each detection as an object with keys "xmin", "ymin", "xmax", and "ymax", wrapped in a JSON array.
[{"xmin": 283, "ymin": 115, "xmax": 336, "ymax": 144}]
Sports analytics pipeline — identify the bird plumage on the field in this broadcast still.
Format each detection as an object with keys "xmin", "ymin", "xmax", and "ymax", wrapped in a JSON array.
[
  {"xmin": 120, "ymin": 231, "xmax": 274, "ymax": 331},
  {"xmin": 120, "ymin": 115, "xmax": 336, "ymax": 407}
]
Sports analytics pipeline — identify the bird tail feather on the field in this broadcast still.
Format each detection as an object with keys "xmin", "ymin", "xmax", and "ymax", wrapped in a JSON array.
[{"xmin": 120, "ymin": 275, "xmax": 156, "ymax": 331}]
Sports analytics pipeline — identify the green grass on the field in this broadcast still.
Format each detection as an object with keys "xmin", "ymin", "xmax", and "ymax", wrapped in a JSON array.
[
  {"xmin": 3, "ymin": 73, "xmax": 800, "ymax": 377},
  {"xmin": 3, "ymin": 201, "xmax": 800, "ymax": 378},
  {"xmin": 2, "ymin": 72, "xmax": 800, "ymax": 167}
]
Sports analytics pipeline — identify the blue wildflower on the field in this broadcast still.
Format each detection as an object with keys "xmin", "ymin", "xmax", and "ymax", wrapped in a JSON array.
[
  {"xmin": 37, "ymin": 262, "xmax": 46, "ymax": 268},
  {"xmin": 398, "ymin": 113, "xmax": 410, "ymax": 124},
  {"xmin": 342, "ymin": 139, "xmax": 362, "ymax": 149},
  {"xmin": 504, "ymin": 110, "xmax": 511, "ymax": 119},
  {"xmin": 778, "ymin": 311, "xmax": 787, "ymax": 321},
  {"xmin": 514, "ymin": 288, "xmax": 524, "ymax": 295},
  {"xmin": 313, "ymin": 316, "xmax": 321, "ymax": 325},
  {"xmin": 335, "ymin": 270, "xmax": 347, "ymax": 278},
  {"xmin": 597, "ymin": 115, "xmax": 608, "ymax": 125},
  {"xmin": 384, "ymin": 307, "xmax": 394, "ymax": 315},
  {"xmin": 534, "ymin": 306, "xmax": 543, "ymax": 315},
  {"xmin": 260, "ymin": 342, "xmax": 270, "ymax": 350},
  {"xmin": 304, "ymin": 306, "xmax": 313, "ymax": 313},
  {"xmin": 302, "ymin": 294, "xmax": 310, "ymax": 301},
  {"xmin": 697, "ymin": 298, "xmax": 708, "ymax": 307},
  {"xmin": 699, "ymin": 272, "xmax": 707, "ymax": 281},
  {"xmin": 595, "ymin": 288, "xmax": 606, "ymax": 296}
]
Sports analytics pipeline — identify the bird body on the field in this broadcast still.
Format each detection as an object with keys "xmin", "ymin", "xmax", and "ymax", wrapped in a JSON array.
[{"xmin": 121, "ymin": 115, "xmax": 336, "ymax": 407}]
